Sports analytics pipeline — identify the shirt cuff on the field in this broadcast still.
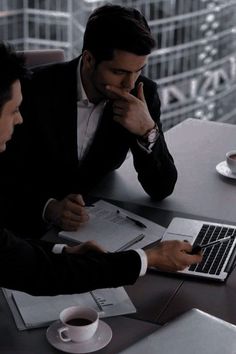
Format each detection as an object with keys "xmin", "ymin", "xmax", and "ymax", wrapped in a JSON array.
[
  {"xmin": 42, "ymin": 198, "xmax": 56, "ymax": 221},
  {"xmin": 134, "ymin": 249, "xmax": 148, "ymax": 276},
  {"xmin": 136, "ymin": 138, "xmax": 155, "ymax": 154},
  {"xmin": 52, "ymin": 244, "xmax": 67, "ymax": 254}
]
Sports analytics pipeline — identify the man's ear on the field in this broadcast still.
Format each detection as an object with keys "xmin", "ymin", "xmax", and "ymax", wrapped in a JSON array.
[{"xmin": 82, "ymin": 50, "xmax": 95, "ymax": 70}]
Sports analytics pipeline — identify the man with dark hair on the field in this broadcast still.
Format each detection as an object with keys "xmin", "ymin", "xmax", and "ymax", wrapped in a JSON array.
[
  {"xmin": 1, "ymin": 4, "xmax": 177, "ymax": 236},
  {"xmin": 0, "ymin": 42, "xmax": 201, "ymax": 296},
  {"xmin": 0, "ymin": 41, "xmax": 201, "ymax": 296},
  {"xmin": 82, "ymin": 5, "xmax": 155, "ymax": 62}
]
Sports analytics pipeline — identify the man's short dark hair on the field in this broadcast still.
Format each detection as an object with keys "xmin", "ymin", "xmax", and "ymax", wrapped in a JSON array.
[
  {"xmin": 82, "ymin": 4, "xmax": 155, "ymax": 64},
  {"xmin": 0, "ymin": 42, "xmax": 27, "ymax": 114}
]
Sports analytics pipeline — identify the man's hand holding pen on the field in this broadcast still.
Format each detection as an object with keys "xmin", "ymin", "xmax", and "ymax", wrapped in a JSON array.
[
  {"xmin": 45, "ymin": 194, "xmax": 90, "ymax": 230},
  {"xmin": 145, "ymin": 240, "xmax": 203, "ymax": 272}
]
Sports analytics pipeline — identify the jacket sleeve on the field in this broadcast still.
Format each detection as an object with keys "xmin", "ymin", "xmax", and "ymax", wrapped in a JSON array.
[
  {"xmin": 0, "ymin": 228, "xmax": 141, "ymax": 296},
  {"xmin": 129, "ymin": 77, "xmax": 177, "ymax": 200},
  {"xmin": 0, "ymin": 74, "xmax": 54, "ymax": 237}
]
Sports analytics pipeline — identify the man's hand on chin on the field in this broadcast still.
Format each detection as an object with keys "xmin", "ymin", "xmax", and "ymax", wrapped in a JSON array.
[{"xmin": 105, "ymin": 82, "xmax": 155, "ymax": 136}]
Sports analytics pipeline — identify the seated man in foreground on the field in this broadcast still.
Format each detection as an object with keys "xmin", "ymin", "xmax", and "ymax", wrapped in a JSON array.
[
  {"xmin": 0, "ymin": 43, "xmax": 201, "ymax": 297},
  {"xmin": 0, "ymin": 4, "xmax": 178, "ymax": 236}
]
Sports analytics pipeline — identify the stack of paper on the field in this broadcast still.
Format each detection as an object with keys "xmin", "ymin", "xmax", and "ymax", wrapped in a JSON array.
[
  {"xmin": 4, "ymin": 287, "xmax": 136, "ymax": 330},
  {"xmin": 59, "ymin": 200, "xmax": 165, "ymax": 251}
]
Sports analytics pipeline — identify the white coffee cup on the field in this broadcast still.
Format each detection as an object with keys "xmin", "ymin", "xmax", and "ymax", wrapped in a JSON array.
[
  {"xmin": 226, "ymin": 150, "xmax": 236, "ymax": 174},
  {"xmin": 57, "ymin": 306, "xmax": 99, "ymax": 343}
]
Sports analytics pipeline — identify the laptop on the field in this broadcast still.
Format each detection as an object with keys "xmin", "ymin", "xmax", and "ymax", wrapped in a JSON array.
[
  {"xmin": 119, "ymin": 308, "xmax": 236, "ymax": 354},
  {"xmin": 157, "ymin": 217, "xmax": 236, "ymax": 281}
]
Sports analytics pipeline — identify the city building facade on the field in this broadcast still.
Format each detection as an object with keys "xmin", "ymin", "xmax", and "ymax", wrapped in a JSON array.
[{"xmin": 0, "ymin": 0, "xmax": 236, "ymax": 129}]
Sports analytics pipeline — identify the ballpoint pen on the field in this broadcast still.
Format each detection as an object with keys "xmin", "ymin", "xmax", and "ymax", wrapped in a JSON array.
[
  {"xmin": 116, "ymin": 210, "xmax": 147, "ymax": 228},
  {"xmin": 190, "ymin": 235, "xmax": 234, "ymax": 254},
  {"xmin": 116, "ymin": 234, "xmax": 145, "ymax": 252}
]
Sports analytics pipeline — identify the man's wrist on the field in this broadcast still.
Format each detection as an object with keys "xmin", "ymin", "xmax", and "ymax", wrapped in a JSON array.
[
  {"xmin": 137, "ymin": 123, "xmax": 159, "ymax": 152},
  {"xmin": 140, "ymin": 123, "xmax": 159, "ymax": 143},
  {"xmin": 141, "ymin": 122, "xmax": 157, "ymax": 139}
]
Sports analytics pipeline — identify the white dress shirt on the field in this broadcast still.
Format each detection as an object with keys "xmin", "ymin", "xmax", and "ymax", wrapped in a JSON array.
[{"xmin": 76, "ymin": 58, "xmax": 107, "ymax": 161}]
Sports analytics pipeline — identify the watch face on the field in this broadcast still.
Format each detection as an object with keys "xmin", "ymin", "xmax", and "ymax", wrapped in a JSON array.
[{"xmin": 147, "ymin": 128, "xmax": 159, "ymax": 143}]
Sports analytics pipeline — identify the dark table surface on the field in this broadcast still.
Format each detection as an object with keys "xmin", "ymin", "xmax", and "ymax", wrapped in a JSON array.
[
  {"xmin": 0, "ymin": 288, "xmax": 159, "ymax": 354},
  {"xmin": 3, "ymin": 119, "xmax": 236, "ymax": 352}
]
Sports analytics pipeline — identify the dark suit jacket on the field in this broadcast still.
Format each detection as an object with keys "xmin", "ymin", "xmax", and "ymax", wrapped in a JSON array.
[
  {"xmin": 0, "ymin": 56, "xmax": 177, "ymax": 236},
  {"xmin": 0, "ymin": 226, "xmax": 141, "ymax": 295}
]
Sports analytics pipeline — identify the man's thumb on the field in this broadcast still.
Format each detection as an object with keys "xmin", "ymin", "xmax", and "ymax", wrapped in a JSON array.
[
  {"xmin": 137, "ymin": 82, "xmax": 146, "ymax": 102},
  {"xmin": 76, "ymin": 194, "xmax": 85, "ymax": 206}
]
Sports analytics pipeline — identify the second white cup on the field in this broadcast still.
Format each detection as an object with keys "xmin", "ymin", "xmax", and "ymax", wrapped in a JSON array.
[
  {"xmin": 57, "ymin": 306, "xmax": 99, "ymax": 343},
  {"xmin": 226, "ymin": 150, "xmax": 236, "ymax": 174}
]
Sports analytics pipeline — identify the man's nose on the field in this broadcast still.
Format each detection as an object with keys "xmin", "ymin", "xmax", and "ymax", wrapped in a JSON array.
[
  {"xmin": 121, "ymin": 74, "xmax": 135, "ymax": 91},
  {"xmin": 15, "ymin": 112, "xmax": 23, "ymax": 125}
]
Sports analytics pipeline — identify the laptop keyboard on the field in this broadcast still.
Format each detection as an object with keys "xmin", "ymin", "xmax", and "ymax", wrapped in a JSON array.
[{"xmin": 189, "ymin": 224, "xmax": 236, "ymax": 275}]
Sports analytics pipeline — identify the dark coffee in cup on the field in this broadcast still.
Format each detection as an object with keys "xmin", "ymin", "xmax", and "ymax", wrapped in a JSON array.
[
  {"xmin": 58, "ymin": 306, "xmax": 99, "ymax": 342},
  {"xmin": 66, "ymin": 318, "xmax": 92, "ymax": 326},
  {"xmin": 226, "ymin": 150, "xmax": 236, "ymax": 174},
  {"xmin": 229, "ymin": 154, "xmax": 236, "ymax": 160}
]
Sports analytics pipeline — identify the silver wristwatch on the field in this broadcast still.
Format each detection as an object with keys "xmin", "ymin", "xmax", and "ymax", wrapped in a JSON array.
[
  {"xmin": 137, "ymin": 124, "xmax": 159, "ymax": 153},
  {"xmin": 140, "ymin": 124, "xmax": 159, "ymax": 148}
]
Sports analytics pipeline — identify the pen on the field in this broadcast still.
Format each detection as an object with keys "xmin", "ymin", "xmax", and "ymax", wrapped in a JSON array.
[
  {"xmin": 116, "ymin": 210, "xmax": 147, "ymax": 228},
  {"xmin": 190, "ymin": 235, "xmax": 234, "ymax": 254},
  {"xmin": 116, "ymin": 234, "xmax": 145, "ymax": 252}
]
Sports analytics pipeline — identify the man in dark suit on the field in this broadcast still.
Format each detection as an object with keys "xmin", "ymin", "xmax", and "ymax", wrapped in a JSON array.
[
  {"xmin": 0, "ymin": 42, "xmax": 201, "ymax": 296},
  {"xmin": 1, "ymin": 4, "xmax": 177, "ymax": 235}
]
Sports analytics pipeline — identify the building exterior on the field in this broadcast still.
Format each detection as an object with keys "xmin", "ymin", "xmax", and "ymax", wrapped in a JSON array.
[
  {"xmin": 0, "ymin": 0, "xmax": 74, "ymax": 57},
  {"xmin": 0, "ymin": 0, "xmax": 236, "ymax": 130},
  {"xmin": 140, "ymin": 0, "xmax": 236, "ymax": 129}
]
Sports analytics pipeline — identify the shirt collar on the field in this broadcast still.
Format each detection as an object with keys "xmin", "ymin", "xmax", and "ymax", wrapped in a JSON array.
[
  {"xmin": 77, "ymin": 57, "xmax": 108, "ymax": 108},
  {"xmin": 77, "ymin": 57, "xmax": 93, "ymax": 106}
]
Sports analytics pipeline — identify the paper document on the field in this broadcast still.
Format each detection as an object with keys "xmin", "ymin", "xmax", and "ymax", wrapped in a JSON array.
[
  {"xmin": 59, "ymin": 200, "xmax": 165, "ymax": 251},
  {"xmin": 3, "ymin": 287, "xmax": 136, "ymax": 330}
]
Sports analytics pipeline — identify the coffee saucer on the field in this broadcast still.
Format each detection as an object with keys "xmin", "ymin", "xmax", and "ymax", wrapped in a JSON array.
[
  {"xmin": 46, "ymin": 320, "xmax": 112, "ymax": 353},
  {"xmin": 216, "ymin": 161, "xmax": 236, "ymax": 179}
]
